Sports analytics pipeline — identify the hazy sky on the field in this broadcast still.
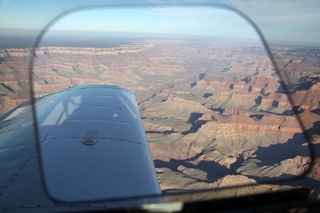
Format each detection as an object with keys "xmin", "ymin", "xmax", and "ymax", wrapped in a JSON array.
[
  {"xmin": 0, "ymin": 0, "xmax": 319, "ymax": 45},
  {"xmin": 46, "ymin": 8, "xmax": 259, "ymax": 40}
]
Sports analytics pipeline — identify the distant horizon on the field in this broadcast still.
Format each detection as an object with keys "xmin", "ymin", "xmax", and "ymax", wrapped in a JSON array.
[{"xmin": 1, "ymin": 28, "xmax": 319, "ymax": 49}]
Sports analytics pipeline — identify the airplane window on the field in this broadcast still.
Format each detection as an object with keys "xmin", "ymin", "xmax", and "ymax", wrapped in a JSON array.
[
  {"xmin": 29, "ymin": 6, "xmax": 313, "ymax": 203},
  {"xmin": 1, "ymin": 3, "xmax": 316, "ymax": 207}
]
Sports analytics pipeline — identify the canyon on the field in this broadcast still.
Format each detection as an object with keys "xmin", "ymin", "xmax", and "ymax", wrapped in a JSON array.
[{"xmin": 0, "ymin": 39, "xmax": 320, "ymax": 198}]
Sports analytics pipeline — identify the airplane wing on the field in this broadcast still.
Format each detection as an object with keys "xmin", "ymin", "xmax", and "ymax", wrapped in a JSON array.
[{"xmin": 0, "ymin": 85, "xmax": 161, "ymax": 211}]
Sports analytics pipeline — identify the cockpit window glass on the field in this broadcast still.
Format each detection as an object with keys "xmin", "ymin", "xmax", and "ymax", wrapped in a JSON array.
[{"xmin": 29, "ymin": 6, "xmax": 313, "ymax": 202}]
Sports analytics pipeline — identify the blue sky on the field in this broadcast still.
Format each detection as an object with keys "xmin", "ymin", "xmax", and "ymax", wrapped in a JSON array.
[
  {"xmin": 46, "ymin": 7, "xmax": 259, "ymax": 40},
  {"xmin": 0, "ymin": 0, "xmax": 319, "ymax": 45}
]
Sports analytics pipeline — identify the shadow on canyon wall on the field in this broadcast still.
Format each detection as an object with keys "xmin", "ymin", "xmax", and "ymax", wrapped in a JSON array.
[{"xmin": 154, "ymin": 117, "xmax": 320, "ymax": 188}]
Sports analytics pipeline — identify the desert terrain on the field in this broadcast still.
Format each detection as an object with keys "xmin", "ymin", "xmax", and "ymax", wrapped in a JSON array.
[{"xmin": 0, "ymin": 39, "xmax": 319, "ymax": 200}]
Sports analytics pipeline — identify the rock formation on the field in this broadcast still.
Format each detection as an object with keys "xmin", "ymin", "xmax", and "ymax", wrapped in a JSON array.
[{"xmin": 0, "ymin": 39, "xmax": 319, "ymax": 195}]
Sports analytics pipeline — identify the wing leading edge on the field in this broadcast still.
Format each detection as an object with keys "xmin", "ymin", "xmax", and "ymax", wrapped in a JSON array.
[{"xmin": 0, "ymin": 85, "xmax": 162, "ymax": 211}]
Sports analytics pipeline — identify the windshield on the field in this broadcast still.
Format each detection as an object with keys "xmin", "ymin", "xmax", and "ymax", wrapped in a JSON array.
[{"xmin": 32, "ymin": 6, "xmax": 312, "ymax": 201}]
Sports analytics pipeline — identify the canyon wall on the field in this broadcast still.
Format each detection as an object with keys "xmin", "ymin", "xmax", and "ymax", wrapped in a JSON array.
[{"xmin": 0, "ymin": 40, "xmax": 319, "ymax": 193}]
